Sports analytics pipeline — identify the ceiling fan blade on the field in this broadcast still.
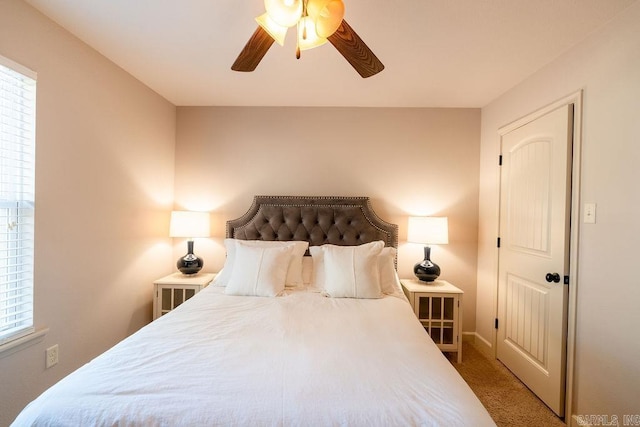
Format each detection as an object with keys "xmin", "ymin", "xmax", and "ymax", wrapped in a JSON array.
[
  {"xmin": 327, "ymin": 20, "xmax": 384, "ymax": 78},
  {"xmin": 231, "ymin": 26, "xmax": 275, "ymax": 72}
]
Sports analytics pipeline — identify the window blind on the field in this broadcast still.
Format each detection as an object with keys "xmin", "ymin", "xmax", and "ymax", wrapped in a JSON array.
[{"xmin": 0, "ymin": 55, "xmax": 36, "ymax": 345}]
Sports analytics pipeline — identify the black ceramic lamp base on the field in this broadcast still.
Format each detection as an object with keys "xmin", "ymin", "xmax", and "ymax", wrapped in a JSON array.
[
  {"xmin": 177, "ymin": 240, "xmax": 203, "ymax": 275},
  {"xmin": 414, "ymin": 246, "xmax": 441, "ymax": 282}
]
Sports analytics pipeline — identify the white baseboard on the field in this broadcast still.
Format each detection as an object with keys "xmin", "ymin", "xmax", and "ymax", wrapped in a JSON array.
[
  {"xmin": 461, "ymin": 331, "xmax": 475, "ymax": 342},
  {"xmin": 463, "ymin": 331, "xmax": 494, "ymax": 359}
]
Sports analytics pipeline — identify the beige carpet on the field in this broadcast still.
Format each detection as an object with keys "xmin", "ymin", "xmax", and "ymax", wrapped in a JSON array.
[{"xmin": 446, "ymin": 342, "xmax": 566, "ymax": 427}]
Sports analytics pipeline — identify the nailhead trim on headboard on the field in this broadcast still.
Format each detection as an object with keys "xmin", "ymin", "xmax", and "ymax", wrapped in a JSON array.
[{"xmin": 226, "ymin": 196, "xmax": 398, "ymax": 249}]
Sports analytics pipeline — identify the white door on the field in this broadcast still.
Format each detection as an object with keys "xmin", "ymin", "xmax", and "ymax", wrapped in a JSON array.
[{"xmin": 497, "ymin": 104, "xmax": 573, "ymax": 416}]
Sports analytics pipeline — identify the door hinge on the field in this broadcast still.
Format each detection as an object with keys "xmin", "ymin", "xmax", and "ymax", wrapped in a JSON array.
[
  {"xmin": 564, "ymin": 275, "xmax": 570, "ymax": 285},
  {"xmin": 499, "ymin": 155, "xmax": 503, "ymax": 166},
  {"xmin": 495, "ymin": 318, "xmax": 499, "ymax": 329},
  {"xmin": 497, "ymin": 237, "xmax": 501, "ymax": 248}
]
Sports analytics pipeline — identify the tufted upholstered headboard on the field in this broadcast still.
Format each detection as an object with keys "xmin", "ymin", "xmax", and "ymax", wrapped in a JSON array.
[{"xmin": 227, "ymin": 196, "xmax": 398, "ymax": 250}]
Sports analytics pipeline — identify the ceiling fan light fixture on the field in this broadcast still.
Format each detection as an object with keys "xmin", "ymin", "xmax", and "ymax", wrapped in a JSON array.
[
  {"xmin": 256, "ymin": 13, "xmax": 288, "ymax": 46},
  {"xmin": 232, "ymin": 0, "xmax": 384, "ymax": 77},
  {"xmin": 306, "ymin": 0, "xmax": 345, "ymax": 38},
  {"xmin": 297, "ymin": 16, "xmax": 328, "ymax": 50},
  {"xmin": 264, "ymin": 0, "xmax": 303, "ymax": 28}
]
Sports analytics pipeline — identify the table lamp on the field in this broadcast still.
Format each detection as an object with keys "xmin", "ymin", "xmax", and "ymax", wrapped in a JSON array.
[
  {"xmin": 169, "ymin": 210, "xmax": 210, "ymax": 275},
  {"xmin": 407, "ymin": 216, "xmax": 449, "ymax": 282}
]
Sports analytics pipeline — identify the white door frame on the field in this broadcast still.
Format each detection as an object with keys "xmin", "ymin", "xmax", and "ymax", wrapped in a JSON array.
[{"xmin": 496, "ymin": 90, "xmax": 582, "ymax": 419}]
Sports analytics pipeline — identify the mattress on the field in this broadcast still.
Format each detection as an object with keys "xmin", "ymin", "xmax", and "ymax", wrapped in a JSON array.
[{"xmin": 12, "ymin": 286, "xmax": 495, "ymax": 426}]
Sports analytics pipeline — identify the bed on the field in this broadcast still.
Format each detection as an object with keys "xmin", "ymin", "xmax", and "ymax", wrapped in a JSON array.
[{"xmin": 12, "ymin": 196, "xmax": 495, "ymax": 426}]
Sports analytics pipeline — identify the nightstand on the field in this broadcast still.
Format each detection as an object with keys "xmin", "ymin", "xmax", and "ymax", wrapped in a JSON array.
[
  {"xmin": 401, "ymin": 279, "xmax": 463, "ymax": 362},
  {"xmin": 153, "ymin": 272, "xmax": 215, "ymax": 320}
]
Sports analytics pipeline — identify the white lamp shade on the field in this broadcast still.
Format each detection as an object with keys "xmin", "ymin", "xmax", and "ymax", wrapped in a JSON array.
[
  {"xmin": 297, "ymin": 16, "xmax": 328, "ymax": 50},
  {"xmin": 264, "ymin": 0, "xmax": 303, "ymax": 27},
  {"xmin": 169, "ymin": 211, "xmax": 210, "ymax": 238},
  {"xmin": 407, "ymin": 217, "xmax": 449, "ymax": 245},
  {"xmin": 256, "ymin": 13, "xmax": 288, "ymax": 46},
  {"xmin": 306, "ymin": 0, "xmax": 344, "ymax": 38}
]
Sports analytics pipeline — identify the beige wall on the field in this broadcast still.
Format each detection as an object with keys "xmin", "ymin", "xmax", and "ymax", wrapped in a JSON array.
[
  {"xmin": 174, "ymin": 106, "xmax": 481, "ymax": 332},
  {"xmin": 0, "ymin": 1, "xmax": 176, "ymax": 425},
  {"xmin": 476, "ymin": 1, "xmax": 640, "ymax": 422},
  {"xmin": 9, "ymin": 0, "xmax": 637, "ymax": 423}
]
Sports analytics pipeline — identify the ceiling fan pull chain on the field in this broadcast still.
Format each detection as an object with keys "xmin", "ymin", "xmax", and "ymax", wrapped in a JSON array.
[
  {"xmin": 302, "ymin": 0, "xmax": 308, "ymax": 40},
  {"xmin": 296, "ymin": 0, "xmax": 306, "ymax": 59},
  {"xmin": 296, "ymin": 20, "xmax": 301, "ymax": 59}
]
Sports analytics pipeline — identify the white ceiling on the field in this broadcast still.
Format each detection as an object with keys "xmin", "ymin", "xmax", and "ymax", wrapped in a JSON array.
[{"xmin": 24, "ymin": 0, "xmax": 637, "ymax": 107}]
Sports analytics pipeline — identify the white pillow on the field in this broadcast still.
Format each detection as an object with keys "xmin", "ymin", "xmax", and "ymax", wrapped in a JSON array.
[
  {"xmin": 224, "ymin": 244, "xmax": 293, "ymax": 297},
  {"xmin": 301, "ymin": 256, "xmax": 313, "ymax": 285},
  {"xmin": 379, "ymin": 247, "xmax": 403, "ymax": 296},
  {"xmin": 213, "ymin": 239, "xmax": 308, "ymax": 287},
  {"xmin": 309, "ymin": 245, "xmax": 325, "ymax": 287},
  {"xmin": 310, "ymin": 244, "xmax": 400, "ymax": 296},
  {"xmin": 321, "ymin": 241, "xmax": 384, "ymax": 299}
]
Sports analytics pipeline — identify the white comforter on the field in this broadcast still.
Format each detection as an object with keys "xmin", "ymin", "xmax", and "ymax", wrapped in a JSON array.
[{"xmin": 13, "ymin": 286, "xmax": 495, "ymax": 426}]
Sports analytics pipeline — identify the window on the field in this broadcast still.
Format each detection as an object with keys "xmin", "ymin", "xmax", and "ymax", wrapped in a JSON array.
[{"xmin": 0, "ymin": 55, "xmax": 36, "ymax": 346}]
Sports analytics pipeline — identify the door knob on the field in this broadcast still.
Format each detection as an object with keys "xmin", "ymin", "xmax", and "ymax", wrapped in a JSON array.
[{"xmin": 545, "ymin": 273, "xmax": 561, "ymax": 283}]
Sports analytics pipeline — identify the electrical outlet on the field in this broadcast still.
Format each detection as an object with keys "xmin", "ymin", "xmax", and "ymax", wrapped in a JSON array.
[{"xmin": 46, "ymin": 344, "xmax": 58, "ymax": 369}]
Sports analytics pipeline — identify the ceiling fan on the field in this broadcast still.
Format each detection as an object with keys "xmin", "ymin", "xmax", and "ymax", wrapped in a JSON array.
[{"xmin": 231, "ymin": 0, "xmax": 384, "ymax": 78}]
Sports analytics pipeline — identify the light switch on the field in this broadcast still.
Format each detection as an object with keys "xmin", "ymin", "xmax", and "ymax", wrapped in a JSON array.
[{"xmin": 584, "ymin": 203, "xmax": 596, "ymax": 224}]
